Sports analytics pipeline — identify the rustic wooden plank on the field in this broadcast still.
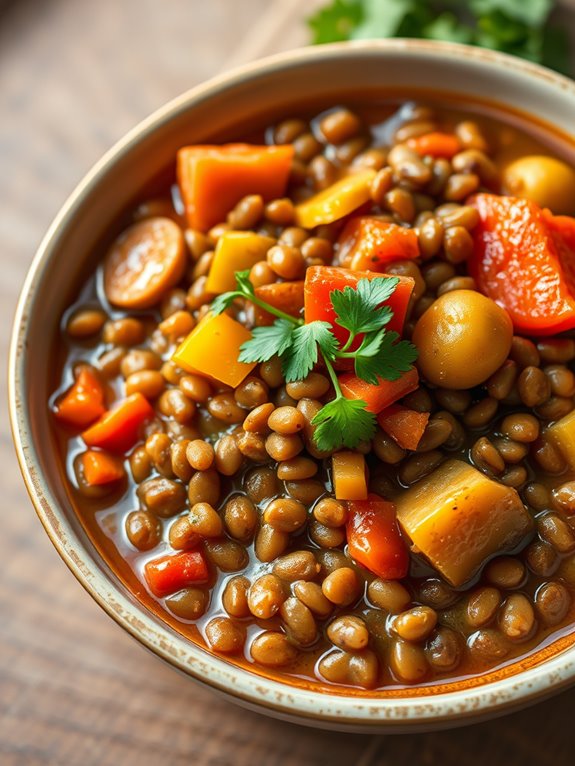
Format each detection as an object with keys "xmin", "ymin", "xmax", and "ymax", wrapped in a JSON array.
[{"xmin": 2, "ymin": 0, "xmax": 575, "ymax": 764}]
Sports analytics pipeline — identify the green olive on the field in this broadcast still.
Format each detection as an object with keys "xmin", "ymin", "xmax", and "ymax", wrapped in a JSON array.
[
  {"xmin": 502, "ymin": 155, "xmax": 575, "ymax": 215},
  {"xmin": 412, "ymin": 290, "xmax": 513, "ymax": 389}
]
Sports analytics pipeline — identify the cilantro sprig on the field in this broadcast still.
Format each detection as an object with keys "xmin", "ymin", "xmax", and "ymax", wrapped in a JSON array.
[
  {"xmin": 308, "ymin": 0, "xmax": 570, "ymax": 75},
  {"xmin": 210, "ymin": 271, "xmax": 418, "ymax": 452}
]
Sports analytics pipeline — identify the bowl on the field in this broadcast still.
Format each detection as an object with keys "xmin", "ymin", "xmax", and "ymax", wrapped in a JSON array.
[{"xmin": 9, "ymin": 39, "xmax": 575, "ymax": 733}]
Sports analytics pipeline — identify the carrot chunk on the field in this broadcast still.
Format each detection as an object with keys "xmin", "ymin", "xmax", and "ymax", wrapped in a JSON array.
[
  {"xmin": 338, "ymin": 217, "xmax": 419, "ymax": 271},
  {"xmin": 347, "ymin": 494, "xmax": 409, "ymax": 579},
  {"xmin": 54, "ymin": 366, "xmax": 105, "ymax": 428},
  {"xmin": 407, "ymin": 132, "xmax": 462, "ymax": 159},
  {"xmin": 81, "ymin": 393, "xmax": 154, "ymax": 453},
  {"xmin": 377, "ymin": 405, "xmax": 430, "ymax": 451},
  {"xmin": 144, "ymin": 551, "xmax": 209, "ymax": 597},
  {"xmin": 81, "ymin": 449, "xmax": 125, "ymax": 486},
  {"xmin": 177, "ymin": 144, "xmax": 293, "ymax": 232},
  {"xmin": 339, "ymin": 368, "xmax": 419, "ymax": 414}
]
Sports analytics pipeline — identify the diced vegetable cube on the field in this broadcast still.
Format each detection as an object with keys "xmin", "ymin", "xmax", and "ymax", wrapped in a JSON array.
[
  {"xmin": 347, "ymin": 494, "xmax": 409, "ymax": 579},
  {"xmin": 548, "ymin": 410, "xmax": 575, "ymax": 469},
  {"xmin": 294, "ymin": 170, "xmax": 376, "ymax": 229},
  {"xmin": 406, "ymin": 132, "xmax": 462, "ymax": 159},
  {"xmin": 81, "ymin": 449, "xmax": 125, "ymax": 486},
  {"xmin": 172, "ymin": 312, "xmax": 256, "ymax": 387},
  {"xmin": 54, "ymin": 367, "xmax": 105, "ymax": 428},
  {"xmin": 82, "ymin": 393, "xmax": 154, "ymax": 453},
  {"xmin": 338, "ymin": 217, "xmax": 419, "ymax": 272},
  {"xmin": 339, "ymin": 367, "xmax": 419, "ymax": 414},
  {"xmin": 395, "ymin": 459, "xmax": 533, "ymax": 587},
  {"xmin": 253, "ymin": 281, "xmax": 305, "ymax": 326},
  {"xmin": 332, "ymin": 451, "xmax": 368, "ymax": 500},
  {"xmin": 144, "ymin": 550, "xmax": 209, "ymax": 597},
  {"xmin": 206, "ymin": 231, "xmax": 275, "ymax": 294},
  {"xmin": 304, "ymin": 265, "xmax": 414, "ymax": 348},
  {"xmin": 377, "ymin": 405, "xmax": 429, "ymax": 450},
  {"xmin": 177, "ymin": 144, "xmax": 294, "ymax": 231}
]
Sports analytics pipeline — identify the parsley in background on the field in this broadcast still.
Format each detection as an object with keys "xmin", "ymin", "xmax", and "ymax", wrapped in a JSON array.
[{"xmin": 308, "ymin": 0, "xmax": 570, "ymax": 75}]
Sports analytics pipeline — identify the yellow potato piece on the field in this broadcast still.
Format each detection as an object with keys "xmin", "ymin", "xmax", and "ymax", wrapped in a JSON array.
[
  {"xmin": 172, "ymin": 313, "xmax": 256, "ymax": 387},
  {"xmin": 396, "ymin": 459, "xmax": 533, "ymax": 587},
  {"xmin": 548, "ymin": 410, "xmax": 575, "ymax": 469},
  {"xmin": 332, "ymin": 451, "xmax": 368, "ymax": 501},
  {"xmin": 295, "ymin": 170, "xmax": 376, "ymax": 229},
  {"xmin": 206, "ymin": 231, "xmax": 276, "ymax": 294}
]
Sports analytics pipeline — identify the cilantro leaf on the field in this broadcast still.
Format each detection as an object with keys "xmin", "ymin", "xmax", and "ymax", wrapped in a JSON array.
[
  {"xmin": 308, "ymin": 0, "xmax": 363, "ymax": 44},
  {"xmin": 330, "ymin": 276, "xmax": 398, "ymax": 336},
  {"xmin": 210, "ymin": 291, "xmax": 241, "ymax": 316},
  {"xmin": 470, "ymin": 0, "xmax": 552, "ymax": 28},
  {"xmin": 423, "ymin": 13, "xmax": 475, "ymax": 44},
  {"xmin": 238, "ymin": 319, "xmax": 295, "ymax": 364},
  {"xmin": 354, "ymin": 331, "xmax": 418, "ymax": 385},
  {"xmin": 282, "ymin": 322, "xmax": 338, "ymax": 382},
  {"xmin": 234, "ymin": 269, "xmax": 255, "ymax": 297},
  {"xmin": 312, "ymin": 397, "xmax": 377, "ymax": 452}
]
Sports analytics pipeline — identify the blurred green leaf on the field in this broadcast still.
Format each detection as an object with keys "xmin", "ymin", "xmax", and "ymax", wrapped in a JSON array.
[
  {"xmin": 423, "ymin": 12, "xmax": 475, "ymax": 44},
  {"xmin": 470, "ymin": 0, "xmax": 552, "ymax": 28},
  {"xmin": 308, "ymin": 0, "xmax": 363, "ymax": 44}
]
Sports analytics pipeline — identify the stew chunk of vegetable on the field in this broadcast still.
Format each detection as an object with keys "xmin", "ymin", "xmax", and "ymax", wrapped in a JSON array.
[{"xmin": 396, "ymin": 460, "xmax": 533, "ymax": 587}]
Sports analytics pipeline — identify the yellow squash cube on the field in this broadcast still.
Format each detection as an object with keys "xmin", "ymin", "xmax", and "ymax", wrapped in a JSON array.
[
  {"xmin": 548, "ymin": 410, "xmax": 575, "ymax": 469},
  {"xmin": 295, "ymin": 170, "xmax": 376, "ymax": 229},
  {"xmin": 395, "ymin": 459, "xmax": 533, "ymax": 587},
  {"xmin": 332, "ymin": 451, "xmax": 368, "ymax": 501},
  {"xmin": 206, "ymin": 231, "xmax": 276, "ymax": 294},
  {"xmin": 172, "ymin": 312, "xmax": 256, "ymax": 387}
]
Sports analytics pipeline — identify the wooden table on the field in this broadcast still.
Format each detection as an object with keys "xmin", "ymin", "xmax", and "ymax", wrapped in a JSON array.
[{"xmin": 2, "ymin": 1, "xmax": 575, "ymax": 763}]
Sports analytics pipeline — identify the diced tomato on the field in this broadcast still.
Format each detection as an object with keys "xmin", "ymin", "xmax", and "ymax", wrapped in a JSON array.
[
  {"xmin": 338, "ymin": 217, "xmax": 419, "ymax": 271},
  {"xmin": 339, "ymin": 367, "xmax": 419, "ymax": 414},
  {"xmin": 468, "ymin": 194, "xmax": 575, "ymax": 336},
  {"xmin": 253, "ymin": 281, "xmax": 305, "ymax": 326},
  {"xmin": 144, "ymin": 550, "xmax": 209, "ymax": 597},
  {"xmin": 54, "ymin": 367, "xmax": 105, "ymax": 428},
  {"xmin": 407, "ymin": 132, "xmax": 462, "ymax": 159},
  {"xmin": 304, "ymin": 266, "xmax": 414, "ymax": 352},
  {"xmin": 347, "ymin": 494, "xmax": 409, "ymax": 579},
  {"xmin": 81, "ymin": 393, "xmax": 154, "ymax": 453},
  {"xmin": 377, "ymin": 404, "xmax": 429, "ymax": 451},
  {"xmin": 177, "ymin": 144, "xmax": 293, "ymax": 232},
  {"xmin": 81, "ymin": 449, "xmax": 125, "ymax": 486}
]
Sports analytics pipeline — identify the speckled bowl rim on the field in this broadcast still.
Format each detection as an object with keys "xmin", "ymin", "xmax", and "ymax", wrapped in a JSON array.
[{"xmin": 9, "ymin": 39, "xmax": 575, "ymax": 732}]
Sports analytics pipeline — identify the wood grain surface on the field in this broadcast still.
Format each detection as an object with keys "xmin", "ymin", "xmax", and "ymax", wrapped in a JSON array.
[{"xmin": 2, "ymin": 1, "xmax": 575, "ymax": 764}]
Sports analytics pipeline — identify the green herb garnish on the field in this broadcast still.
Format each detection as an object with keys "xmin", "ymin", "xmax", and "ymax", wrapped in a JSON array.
[
  {"xmin": 210, "ymin": 270, "xmax": 418, "ymax": 452},
  {"xmin": 308, "ymin": 0, "xmax": 569, "ymax": 75}
]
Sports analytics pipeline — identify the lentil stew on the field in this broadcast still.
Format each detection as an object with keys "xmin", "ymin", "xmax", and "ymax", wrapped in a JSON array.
[{"xmin": 51, "ymin": 99, "xmax": 575, "ymax": 692}]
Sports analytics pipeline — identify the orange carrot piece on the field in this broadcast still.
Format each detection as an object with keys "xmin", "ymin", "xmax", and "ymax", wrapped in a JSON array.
[
  {"xmin": 81, "ymin": 449, "xmax": 125, "ymax": 486},
  {"xmin": 54, "ymin": 367, "xmax": 105, "ymax": 428},
  {"xmin": 339, "ymin": 368, "xmax": 419, "ymax": 414},
  {"xmin": 377, "ymin": 404, "xmax": 430, "ymax": 451},
  {"xmin": 144, "ymin": 551, "xmax": 209, "ymax": 597},
  {"xmin": 347, "ymin": 494, "xmax": 409, "ymax": 579},
  {"xmin": 407, "ymin": 132, "xmax": 462, "ymax": 159},
  {"xmin": 177, "ymin": 144, "xmax": 294, "ymax": 232},
  {"xmin": 253, "ymin": 281, "xmax": 305, "ymax": 326},
  {"xmin": 338, "ymin": 217, "xmax": 420, "ymax": 271},
  {"xmin": 81, "ymin": 393, "xmax": 154, "ymax": 453}
]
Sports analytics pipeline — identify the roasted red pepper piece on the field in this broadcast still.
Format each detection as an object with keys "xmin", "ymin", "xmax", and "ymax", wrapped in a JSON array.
[
  {"xmin": 54, "ymin": 366, "xmax": 105, "ymax": 428},
  {"xmin": 468, "ymin": 193, "xmax": 575, "ymax": 336},
  {"xmin": 338, "ymin": 217, "xmax": 419, "ymax": 272},
  {"xmin": 347, "ymin": 494, "xmax": 409, "ymax": 579}
]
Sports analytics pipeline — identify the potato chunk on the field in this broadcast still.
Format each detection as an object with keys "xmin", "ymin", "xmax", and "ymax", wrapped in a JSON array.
[
  {"xmin": 395, "ymin": 459, "xmax": 533, "ymax": 586},
  {"xmin": 547, "ymin": 410, "xmax": 575, "ymax": 469}
]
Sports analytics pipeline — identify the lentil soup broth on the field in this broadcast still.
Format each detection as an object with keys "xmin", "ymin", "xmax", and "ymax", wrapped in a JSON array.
[{"xmin": 51, "ymin": 96, "xmax": 575, "ymax": 694}]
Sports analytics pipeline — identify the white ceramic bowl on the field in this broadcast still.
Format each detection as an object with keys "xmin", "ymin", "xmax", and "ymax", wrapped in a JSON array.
[{"xmin": 9, "ymin": 40, "xmax": 575, "ymax": 733}]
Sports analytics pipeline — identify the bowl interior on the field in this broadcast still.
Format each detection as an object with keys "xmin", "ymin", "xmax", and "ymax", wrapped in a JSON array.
[{"xmin": 10, "ymin": 40, "xmax": 575, "ymax": 730}]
